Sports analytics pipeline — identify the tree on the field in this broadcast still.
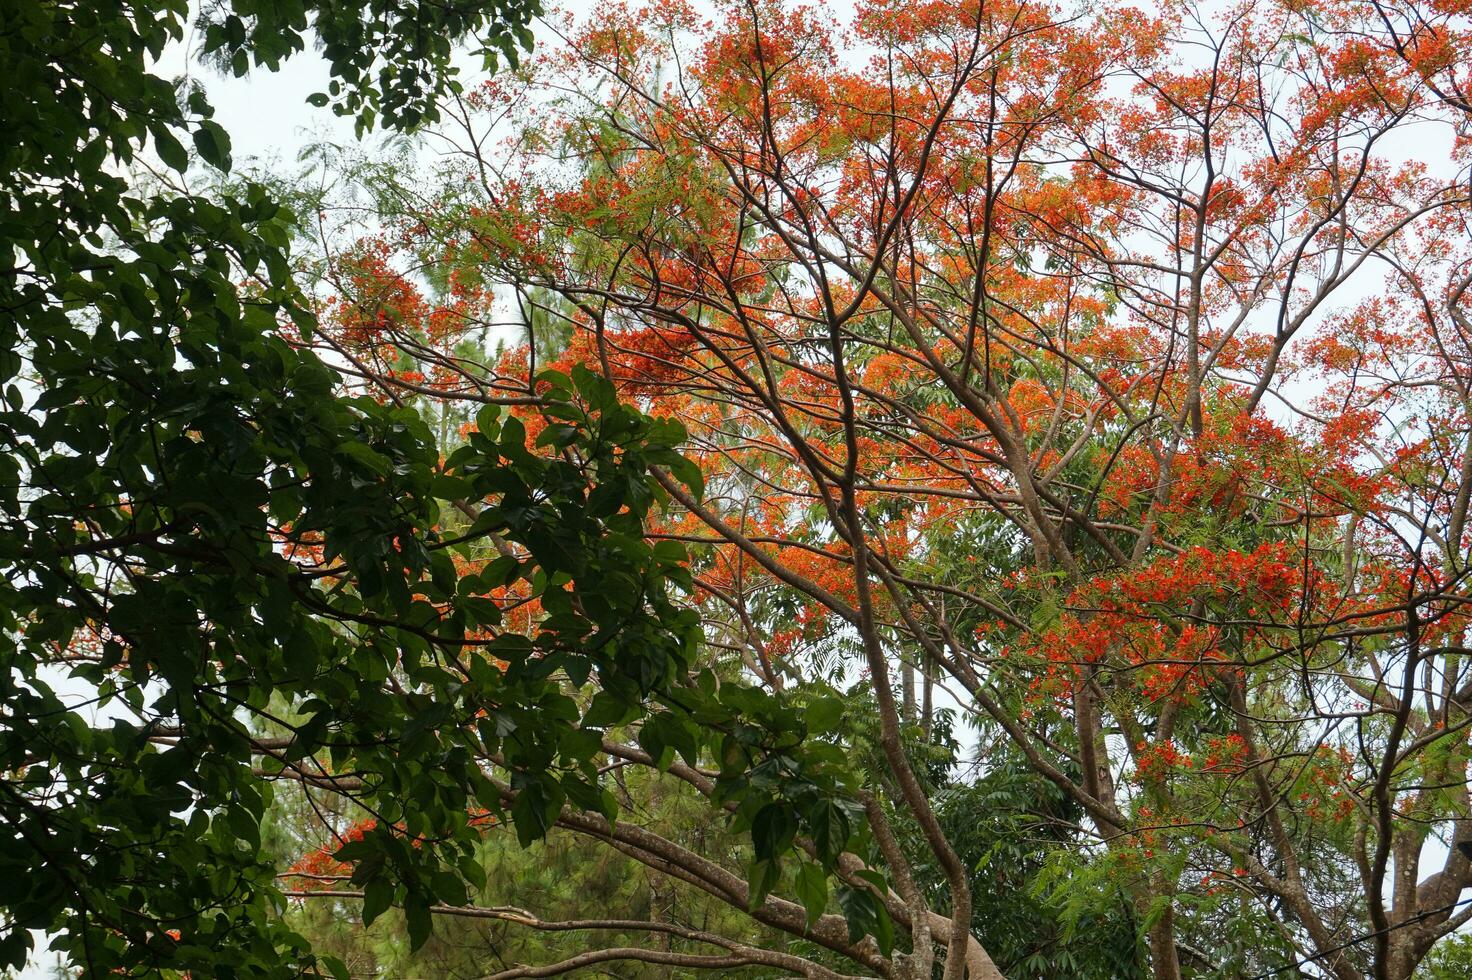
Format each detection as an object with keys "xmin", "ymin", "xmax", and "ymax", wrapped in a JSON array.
[{"xmin": 289, "ymin": 0, "xmax": 1472, "ymax": 976}]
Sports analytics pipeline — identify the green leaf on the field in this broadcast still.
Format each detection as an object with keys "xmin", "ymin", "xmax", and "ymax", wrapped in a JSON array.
[
  {"xmin": 510, "ymin": 778, "xmax": 563, "ymax": 847},
  {"xmin": 583, "ymin": 691, "xmax": 631, "ymax": 728},
  {"xmin": 361, "ymin": 879, "xmax": 393, "ymax": 927},
  {"xmin": 747, "ymin": 857, "xmax": 782, "ymax": 910},
  {"xmin": 431, "ymin": 871, "xmax": 468, "ymax": 907},
  {"xmin": 152, "ymin": 126, "xmax": 190, "ymax": 172},
  {"xmin": 192, "ymin": 119, "xmax": 233, "ymax": 171},
  {"xmin": 793, "ymin": 861, "xmax": 828, "ymax": 927},
  {"xmin": 404, "ymin": 894, "xmax": 433, "ymax": 950},
  {"xmin": 571, "ymin": 363, "xmax": 617, "ymax": 411},
  {"xmin": 807, "ymin": 800, "xmax": 850, "ymax": 864},
  {"xmin": 430, "ymin": 472, "xmax": 474, "ymax": 499},
  {"xmin": 474, "ymin": 403, "xmax": 503, "ymax": 437},
  {"xmin": 338, "ymin": 440, "xmax": 392, "ymax": 476},
  {"xmin": 752, "ymin": 803, "xmax": 797, "ymax": 860},
  {"xmin": 664, "ymin": 453, "xmax": 704, "ymax": 500},
  {"xmin": 320, "ymin": 955, "xmax": 351, "ymax": 980},
  {"xmin": 805, "ymin": 695, "xmax": 845, "ymax": 735}
]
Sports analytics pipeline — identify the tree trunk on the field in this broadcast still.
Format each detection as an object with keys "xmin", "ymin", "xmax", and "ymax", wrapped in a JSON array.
[{"xmin": 1146, "ymin": 898, "xmax": 1183, "ymax": 980}]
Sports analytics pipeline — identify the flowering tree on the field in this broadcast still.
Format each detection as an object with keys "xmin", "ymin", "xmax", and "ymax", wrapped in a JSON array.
[{"xmin": 280, "ymin": 0, "xmax": 1472, "ymax": 976}]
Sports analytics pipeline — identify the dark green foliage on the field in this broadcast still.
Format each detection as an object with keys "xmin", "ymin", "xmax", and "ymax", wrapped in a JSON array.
[
  {"xmin": 197, "ymin": 0, "xmax": 542, "ymax": 132},
  {"xmin": 1419, "ymin": 934, "xmax": 1472, "ymax": 980},
  {"xmin": 932, "ymin": 751, "xmax": 1146, "ymax": 980},
  {"xmin": 0, "ymin": 0, "xmax": 541, "ymax": 974}
]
